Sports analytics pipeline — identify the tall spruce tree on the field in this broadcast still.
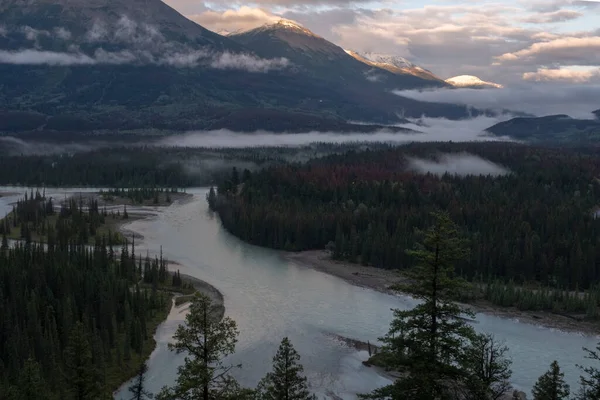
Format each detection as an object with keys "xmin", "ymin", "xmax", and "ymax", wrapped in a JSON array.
[
  {"xmin": 532, "ymin": 361, "xmax": 570, "ymax": 400},
  {"xmin": 255, "ymin": 337, "xmax": 316, "ymax": 400},
  {"xmin": 575, "ymin": 343, "xmax": 600, "ymax": 400},
  {"xmin": 156, "ymin": 293, "xmax": 246, "ymax": 400},
  {"xmin": 129, "ymin": 361, "xmax": 153, "ymax": 400},
  {"xmin": 16, "ymin": 358, "xmax": 50, "ymax": 400},
  {"xmin": 63, "ymin": 322, "xmax": 102, "ymax": 400},
  {"xmin": 361, "ymin": 211, "xmax": 476, "ymax": 400}
]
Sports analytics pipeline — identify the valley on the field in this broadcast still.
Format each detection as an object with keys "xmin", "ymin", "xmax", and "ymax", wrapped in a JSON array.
[{"xmin": 2, "ymin": 0, "xmax": 600, "ymax": 399}]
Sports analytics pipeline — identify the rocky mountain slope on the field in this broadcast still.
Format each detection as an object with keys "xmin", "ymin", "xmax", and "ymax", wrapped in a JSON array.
[
  {"xmin": 0, "ymin": 4, "xmax": 476, "ymax": 134},
  {"xmin": 229, "ymin": 21, "xmax": 447, "ymax": 90},
  {"xmin": 344, "ymin": 50, "xmax": 445, "ymax": 83}
]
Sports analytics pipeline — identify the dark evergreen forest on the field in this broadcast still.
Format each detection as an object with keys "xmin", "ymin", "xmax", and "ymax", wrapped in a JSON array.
[
  {"xmin": 213, "ymin": 142, "xmax": 600, "ymax": 291},
  {"xmin": 0, "ymin": 228, "xmax": 177, "ymax": 399}
]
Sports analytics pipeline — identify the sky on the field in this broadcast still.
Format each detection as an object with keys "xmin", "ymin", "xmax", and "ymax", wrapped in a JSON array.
[{"xmin": 163, "ymin": 0, "xmax": 600, "ymax": 85}]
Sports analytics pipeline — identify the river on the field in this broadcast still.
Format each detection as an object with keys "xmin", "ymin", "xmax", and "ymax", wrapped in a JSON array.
[{"xmin": 0, "ymin": 187, "xmax": 597, "ymax": 398}]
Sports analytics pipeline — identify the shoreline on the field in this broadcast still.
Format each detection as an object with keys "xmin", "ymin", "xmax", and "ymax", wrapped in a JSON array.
[
  {"xmin": 112, "ymin": 207, "xmax": 225, "ymax": 398},
  {"xmin": 285, "ymin": 250, "xmax": 600, "ymax": 336}
]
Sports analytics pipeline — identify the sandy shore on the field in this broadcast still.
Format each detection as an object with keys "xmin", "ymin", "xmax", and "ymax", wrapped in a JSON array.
[
  {"xmin": 175, "ymin": 272, "xmax": 225, "ymax": 320},
  {"xmin": 285, "ymin": 250, "xmax": 600, "ymax": 336}
]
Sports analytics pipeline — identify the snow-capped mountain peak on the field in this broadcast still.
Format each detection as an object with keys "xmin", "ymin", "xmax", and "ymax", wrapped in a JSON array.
[
  {"xmin": 343, "ymin": 50, "xmax": 444, "ymax": 82},
  {"xmin": 355, "ymin": 52, "xmax": 416, "ymax": 69},
  {"xmin": 445, "ymin": 75, "xmax": 503, "ymax": 89}
]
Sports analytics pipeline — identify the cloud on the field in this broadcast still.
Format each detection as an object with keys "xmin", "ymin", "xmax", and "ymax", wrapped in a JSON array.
[
  {"xmin": 523, "ymin": 66, "xmax": 600, "ymax": 82},
  {"xmin": 522, "ymin": 9, "xmax": 583, "ymax": 23},
  {"xmin": 495, "ymin": 36, "xmax": 600, "ymax": 66},
  {"xmin": 54, "ymin": 27, "xmax": 72, "ymax": 40},
  {"xmin": 0, "ymin": 50, "xmax": 96, "ymax": 66},
  {"xmin": 0, "ymin": 47, "xmax": 289, "ymax": 72},
  {"xmin": 155, "ymin": 116, "xmax": 511, "ymax": 148},
  {"xmin": 407, "ymin": 153, "xmax": 510, "ymax": 177},
  {"xmin": 174, "ymin": 1, "xmax": 600, "ymax": 85},
  {"xmin": 395, "ymin": 85, "xmax": 600, "ymax": 119},
  {"xmin": 210, "ymin": 52, "xmax": 289, "ymax": 72},
  {"xmin": 0, "ymin": 19, "xmax": 290, "ymax": 72},
  {"xmin": 189, "ymin": 7, "xmax": 281, "ymax": 34},
  {"xmin": 0, "ymin": 25, "xmax": 7, "ymax": 37},
  {"xmin": 20, "ymin": 26, "xmax": 50, "ymax": 41}
]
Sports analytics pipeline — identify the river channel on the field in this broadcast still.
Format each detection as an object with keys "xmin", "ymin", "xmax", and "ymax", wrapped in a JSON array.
[{"xmin": 0, "ymin": 187, "xmax": 597, "ymax": 398}]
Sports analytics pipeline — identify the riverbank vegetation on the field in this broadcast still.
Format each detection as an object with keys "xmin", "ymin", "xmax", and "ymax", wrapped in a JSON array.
[
  {"xmin": 0, "ymin": 190, "xmax": 127, "ymax": 245},
  {"xmin": 0, "ymin": 226, "xmax": 185, "ymax": 399},
  {"xmin": 99, "ymin": 187, "xmax": 188, "ymax": 206},
  {"xmin": 211, "ymin": 142, "xmax": 600, "ymax": 321}
]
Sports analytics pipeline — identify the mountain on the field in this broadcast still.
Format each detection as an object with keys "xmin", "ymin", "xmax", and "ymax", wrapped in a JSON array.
[
  {"xmin": 229, "ymin": 20, "xmax": 446, "ymax": 90},
  {"xmin": 0, "ymin": 0, "xmax": 241, "ymax": 51},
  {"xmin": 485, "ymin": 113, "xmax": 600, "ymax": 144},
  {"xmin": 446, "ymin": 75, "xmax": 503, "ymax": 89},
  {"xmin": 344, "ymin": 50, "xmax": 445, "ymax": 83},
  {"xmin": 0, "ymin": 4, "xmax": 475, "ymax": 134}
]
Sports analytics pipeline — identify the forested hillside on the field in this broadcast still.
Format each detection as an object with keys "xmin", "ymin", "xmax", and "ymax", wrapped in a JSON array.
[
  {"xmin": 212, "ymin": 142, "xmax": 600, "ymax": 290},
  {"xmin": 0, "ymin": 232, "xmax": 177, "ymax": 399}
]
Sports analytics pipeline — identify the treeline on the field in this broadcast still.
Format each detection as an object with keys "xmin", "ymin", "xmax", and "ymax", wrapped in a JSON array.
[
  {"xmin": 0, "ymin": 233, "xmax": 180, "ymax": 399},
  {"xmin": 0, "ymin": 190, "xmax": 125, "ymax": 245},
  {"xmin": 213, "ymin": 142, "xmax": 600, "ymax": 291},
  {"xmin": 0, "ymin": 142, "xmax": 398, "ymax": 187},
  {"xmin": 101, "ymin": 187, "xmax": 183, "ymax": 205}
]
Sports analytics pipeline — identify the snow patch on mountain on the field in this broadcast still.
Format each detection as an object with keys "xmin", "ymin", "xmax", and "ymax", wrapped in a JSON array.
[{"xmin": 446, "ymin": 75, "xmax": 503, "ymax": 89}]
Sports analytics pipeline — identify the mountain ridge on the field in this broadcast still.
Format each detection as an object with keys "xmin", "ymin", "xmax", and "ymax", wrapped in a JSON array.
[
  {"xmin": 229, "ymin": 21, "xmax": 446, "ymax": 90},
  {"xmin": 344, "ymin": 50, "xmax": 445, "ymax": 83},
  {"xmin": 0, "ymin": 4, "xmax": 479, "ymax": 133},
  {"xmin": 485, "ymin": 112, "xmax": 600, "ymax": 144}
]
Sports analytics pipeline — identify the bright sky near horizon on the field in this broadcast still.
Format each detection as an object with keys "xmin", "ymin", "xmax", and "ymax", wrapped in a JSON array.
[{"xmin": 164, "ymin": 0, "xmax": 600, "ymax": 85}]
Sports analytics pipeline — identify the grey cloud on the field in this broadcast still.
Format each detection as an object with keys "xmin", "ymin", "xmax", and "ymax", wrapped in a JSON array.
[
  {"xmin": 522, "ymin": 9, "xmax": 583, "ymax": 23},
  {"xmin": 0, "ymin": 18, "xmax": 289, "ymax": 72},
  {"xmin": 21, "ymin": 26, "xmax": 49, "ymax": 41},
  {"xmin": 0, "ymin": 48, "xmax": 288, "ymax": 72},
  {"xmin": 54, "ymin": 27, "xmax": 72, "ymax": 40},
  {"xmin": 407, "ymin": 153, "xmax": 510, "ymax": 177},
  {"xmin": 210, "ymin": 52, "xmax": 289, "ymax": 72},
  {"xmin": 86, "ymin": 21, "xmax": 109, "ymax": 42},
  {"xmin": 0, "ymin": 49, "xmax": 96, "ymax": 65},
  {"xmin": 0, "ymin": 25, "xmax": 6, "ymax": 36},
  {"xmin": 496, "ymin": 36, "xmax": 600, "ymax": 67},
  {"xmin": 395, "ymin": 85, "xmax": 600, "ymax": 119}
]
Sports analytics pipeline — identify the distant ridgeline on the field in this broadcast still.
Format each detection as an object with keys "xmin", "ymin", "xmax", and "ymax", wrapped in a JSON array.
[
  {"xmin": 212, "ymin": 142, "xmax": 600, "ymax": 292},
  {"xmin": 0, "ymin": 190, "xmax": 126, "ymax": 245},
  {"xmin": 0, "ymin": 216, "xmax": 187, "ymax": 399}
]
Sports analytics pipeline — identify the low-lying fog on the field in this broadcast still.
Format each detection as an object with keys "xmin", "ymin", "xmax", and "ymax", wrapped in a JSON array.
[
  {"xmin": 395, "ymin": 84, "xmax": 600, "ymax": 120},
  {"xmin": 407, "ymin": 153, "xmax": 510, "ymax": 177},
  {"xmin": 154, "ymin": 116, "xmax": 513, "ymax": 149}
]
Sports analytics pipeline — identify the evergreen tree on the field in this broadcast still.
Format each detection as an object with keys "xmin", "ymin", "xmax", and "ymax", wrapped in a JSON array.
[
  {"xmin": 64, "ymin": 322, "xmax": 102, "ymax": 400},
  {"xmin": 207, "ymin": 187, "xmax": 217, "ymax": 210},
  {"xmin": 532, "ymin": 361, "xmax": 570, "ymax": 400},
  {"xmin": 129, "ymin": 362, "xmax": 153, "ymax": 400},
  {"xmin": 255, "ymin": 337, "xmax": 316, "ymax": 400},
  {"xmin": 156, "ymin": 293, "xmax": 246, "ymax": 400},
  {"xmin": 575, "ymin": 343, "xmax": 600, "ymax": 400},
  {"xmin": 463, "ymin": 334, "xmax": 512, "ymax": 400},
  {"xmin": 16, "ymin": 358, "xmax": 50, "ymax": 400},
  {"xmin": 361, "ymin": 211, "xmax": 476, "ymax": 400}
]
